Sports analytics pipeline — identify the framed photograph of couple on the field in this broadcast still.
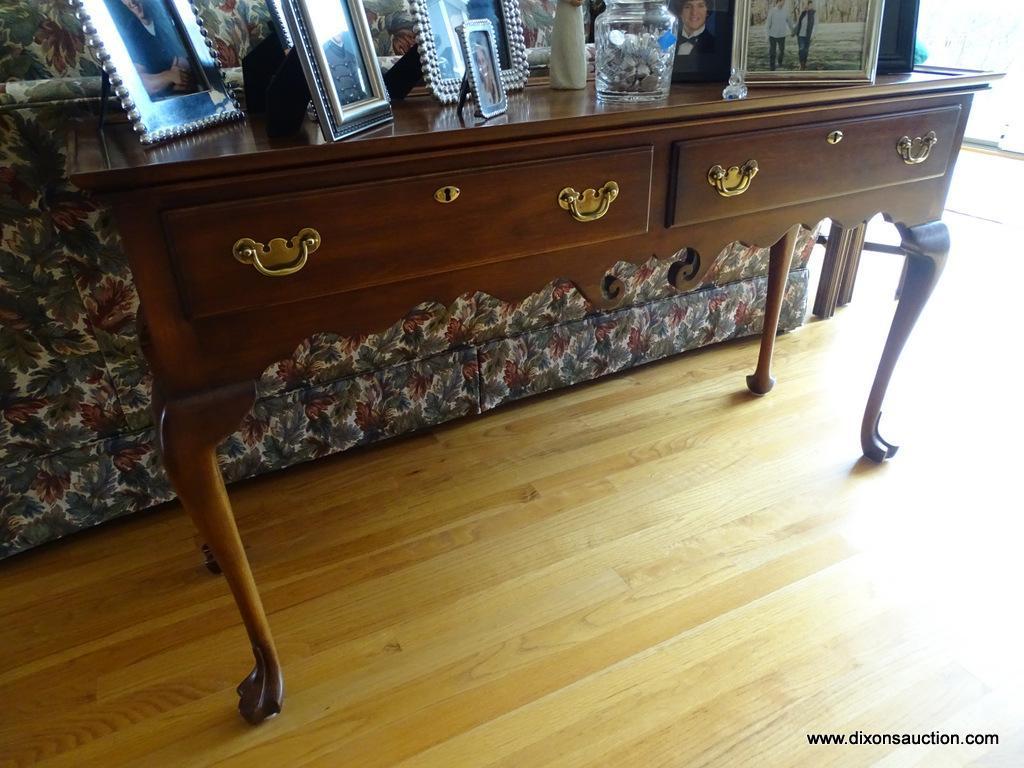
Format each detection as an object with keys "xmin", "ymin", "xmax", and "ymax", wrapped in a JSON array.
[
  {"xmin": 70, "ymin": 0, "xmax": 244, "ymax": 145},
  {"xmin": 670, "ymin": 0, "xmax": 735, "ymax": 83},
  {"xmin": 281, "ymin": 0, "xmax": 393, "ymax": 141},
  {"xmin": 733, "ymin": 0, "xmax": 884, "ymax": 84}
]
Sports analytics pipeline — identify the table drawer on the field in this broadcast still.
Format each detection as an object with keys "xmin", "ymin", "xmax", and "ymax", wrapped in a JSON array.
[
  {"xmin": 165, "ymin": 146, "xmax": 653, "ymax": 319},
  {"xmin": 669, "ymin": 105, "xmax": 961, "ymax": 228}
]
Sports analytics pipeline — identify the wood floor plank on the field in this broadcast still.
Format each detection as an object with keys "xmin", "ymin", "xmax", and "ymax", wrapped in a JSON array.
[
  {"xmin": 392, "ymin": 557, "xmax": 888, "ymax": 768},
  {"xmin": 593, "ymin": 616, "xmax": 950, "ymax": 768}
]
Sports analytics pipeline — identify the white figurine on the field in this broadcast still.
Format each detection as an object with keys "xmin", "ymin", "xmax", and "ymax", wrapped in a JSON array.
[{"xmin": 549, "ymin": 0, "xmax": 587, "ymax": 89}]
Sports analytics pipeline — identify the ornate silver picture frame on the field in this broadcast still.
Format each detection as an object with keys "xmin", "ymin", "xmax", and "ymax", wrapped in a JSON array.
[
  {"xmin": 70, "ymin": 0, "xmax": 244, "ymax": 145},
  {"xmin": 282, "ymin": 0, "xmax": 394, "ymax": 142},
  {"xmin": 459, "ymin": 19, "xmax": 508, "ymax": 119},
  {"xmin": 732, "ymin": 0, "xmax": 884, "ymax": 84},
  {"xmin": 411, "ymin": 0, "xmax": 529, "ymax": 104}
]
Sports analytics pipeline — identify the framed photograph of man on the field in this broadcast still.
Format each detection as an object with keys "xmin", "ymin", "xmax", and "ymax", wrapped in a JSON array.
[
  {"xmin": 733, "ymin": 0, "xmax": 884, "ymax": 84},
  {"xmin": 69, "ymin": 0, "xmax": 243, "ymax": 144},
  {"xmin": 670, "ymin": 0, "xmax": 734, "ymax": 82},
  {"xmin": 282, "ymin": 0, "xmax": 393, "ymax": 141},
  {"xmin": 410, "ymin": 0, "xmax": 529, "ymax": 104},
  {"xmin": 458, "ymin": 19, "xmax": 508, "ymax": 120}
]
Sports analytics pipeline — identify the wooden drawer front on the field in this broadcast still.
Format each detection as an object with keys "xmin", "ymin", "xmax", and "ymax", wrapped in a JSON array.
[
  {"xmin": 670, "ymin": 106, "xmax": 961, "ymax": 228},
  {"xmin": 165, "ymin": 146, "xmax": 653, "ymax": 319}
]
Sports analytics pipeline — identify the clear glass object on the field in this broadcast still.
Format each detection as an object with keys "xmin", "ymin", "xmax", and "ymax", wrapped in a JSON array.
[
  {"xmin": 722, "ymin": 68, "xmax": 748, "ymax": 100},
  {"xmin": 595, "ymin": 0, "xmax": 678, "ymax": 103}
]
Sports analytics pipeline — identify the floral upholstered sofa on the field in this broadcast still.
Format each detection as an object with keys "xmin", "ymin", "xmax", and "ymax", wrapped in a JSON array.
[{"xmin": 0, "ymin": 1, "xmax": 817, "ymax": 559}]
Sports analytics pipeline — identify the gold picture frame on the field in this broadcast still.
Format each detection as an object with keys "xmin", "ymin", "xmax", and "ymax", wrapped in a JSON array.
[{"xmin": 732, "ymin": 0, "xmax": 884, "ymax": 84}]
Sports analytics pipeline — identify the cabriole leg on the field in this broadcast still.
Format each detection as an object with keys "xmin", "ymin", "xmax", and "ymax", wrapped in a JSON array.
[
  {"xmin": 158, "ymin": 383, "xmax": 284, "ymax": 724},
  {"xmin": 861, "ymin": 221, "xmax": 949, "ymax": 462},
  {"xmin": 748, "ymin": 224, "xmax": 800, "ymax": 395}
]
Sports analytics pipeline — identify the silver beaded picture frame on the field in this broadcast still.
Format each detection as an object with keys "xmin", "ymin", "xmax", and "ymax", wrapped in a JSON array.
[
  {"xmin": 458, "ymin": 19, "xmax": 508, "ymax": 119},
  {"xmin": 70, "ymin": 0, "xmax": 244, "ymax": 145},
  {"xmin": 282, "ymin": 0, "xmax": 393, "ymax": 142},
  {"xmin": 411, "ymin": 0, "xmax": 529, "ymax": 104}
]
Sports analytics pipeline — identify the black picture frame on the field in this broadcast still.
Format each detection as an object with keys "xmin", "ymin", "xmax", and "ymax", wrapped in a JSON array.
[
  {"xmin": 671, "ymin": 0, "xmax": 734, "ymax": 83},
  {"xmin": 876, "ymin": 0, "xmax": 919, "ymax": 75}
]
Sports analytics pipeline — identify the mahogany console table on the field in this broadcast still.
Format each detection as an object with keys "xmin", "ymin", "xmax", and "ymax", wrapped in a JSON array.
[{"xmin": 70, "ymin": 71, "xmax": 993, "ymax": 724}]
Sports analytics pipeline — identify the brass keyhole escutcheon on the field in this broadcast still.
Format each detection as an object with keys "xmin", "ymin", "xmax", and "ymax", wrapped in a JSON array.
[
  {"xmin": 434, "ymin": 186, "xmax": 460, "ymax": 203},
  {"xmin": 827, "ymin": 130, "xmax": 844, "ymax": 144}
]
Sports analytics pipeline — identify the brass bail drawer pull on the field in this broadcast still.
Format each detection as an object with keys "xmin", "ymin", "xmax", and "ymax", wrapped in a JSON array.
[
  {"xmin": 233, "ymin": 227, "xmax": 321, "ymax": 277},
  {"xmin": 707, "ymin": 160, "xmax": 759, "ymax": 198},
  {"xmin": 896, "ymin": 131, "xmax": 938, "ymax": 165},
  {"xmin": 558, "ymin": 181, "xmax": 619, "ymax": 222}
]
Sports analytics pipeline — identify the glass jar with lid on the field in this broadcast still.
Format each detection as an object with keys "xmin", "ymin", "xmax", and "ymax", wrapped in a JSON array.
[{"xmin": 595, "ymin": 0, "xmax": 678, "ymax": 103}]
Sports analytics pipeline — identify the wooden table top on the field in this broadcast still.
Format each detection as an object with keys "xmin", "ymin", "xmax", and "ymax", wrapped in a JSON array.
[{"xmin": 70, "ymin": 69, "xmax": 996, "ymax": 193}]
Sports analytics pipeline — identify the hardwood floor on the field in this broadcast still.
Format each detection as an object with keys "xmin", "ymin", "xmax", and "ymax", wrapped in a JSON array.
[{"xmin": 2, "ymin": 150, "xmax": 1023, "ymax": 767}]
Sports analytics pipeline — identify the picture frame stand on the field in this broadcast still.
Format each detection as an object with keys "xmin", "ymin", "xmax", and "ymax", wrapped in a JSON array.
[
  {"xmin": 265, "ymin": 48, "xmax": 312, "ymax": 138},
  {"xmin": 456, "ymin": 73, "xmax": 471, "ymax": 115},
  {"xmin": 455, "ymin": 73, "xmax": 491, "ymax": 123},
  {"xmin": 383, "ymin": 45, "xmax": 424, "ymax": 100},
  {"xmin": 98, "ymin": 69, "xmax": 111, "ymax": 135},
  {"xmin": 243, "ymin": 29, "xmax": 288, "ymax": 113}
]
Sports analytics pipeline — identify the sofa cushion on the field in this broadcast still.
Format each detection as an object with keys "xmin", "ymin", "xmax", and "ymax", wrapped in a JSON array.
[
  {"xmin": 1, "ymin": 345, "xmax": 481, "ymax": 558},
  {"xmin": 0, "ymin": 107, "xmax": 131, "ymax": 464},
  {"xmin": 0, "ymin": 276, "xmax": 808, "ymax": 559}
]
